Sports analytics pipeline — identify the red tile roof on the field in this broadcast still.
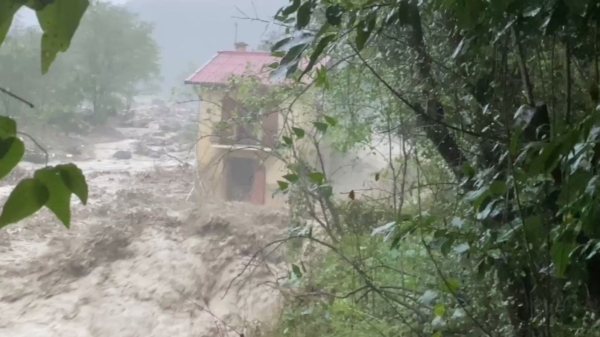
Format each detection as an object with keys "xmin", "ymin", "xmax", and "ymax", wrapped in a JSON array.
[{"xmin": 185, "ymin": 51, "xmax": 279, "ymax": 85}]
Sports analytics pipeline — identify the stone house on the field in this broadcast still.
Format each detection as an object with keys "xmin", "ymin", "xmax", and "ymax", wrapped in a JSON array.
[{"xmin": 184, "ymin": 42, "xmax": 317, "ymax": 206}]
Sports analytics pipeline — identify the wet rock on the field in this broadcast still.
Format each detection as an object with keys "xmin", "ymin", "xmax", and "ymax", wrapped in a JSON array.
[
  {"xmin": 112, "ymin": 150, "xmax": 132, "ymax": 160},
  {"xmin": 135, "ymin": 142, "xmax": 162, "ymax": 158},
  {"xmin": 159, "ymin": 121, "xmax": 180, "ymax": 132},
  {"xmin": 146, "ymin": 138, "xmax": 167, "ymax": 146}
]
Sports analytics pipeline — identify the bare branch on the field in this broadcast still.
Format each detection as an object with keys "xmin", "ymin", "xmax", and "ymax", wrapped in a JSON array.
[{"xmin": 0, "ymin": 86, "xmax": 34, "ymax": 108}]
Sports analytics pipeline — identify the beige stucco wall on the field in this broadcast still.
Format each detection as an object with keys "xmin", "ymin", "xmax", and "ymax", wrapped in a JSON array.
[{"xmin": 193, "ymin": 85, "xmax": 317, "ymax": 207}]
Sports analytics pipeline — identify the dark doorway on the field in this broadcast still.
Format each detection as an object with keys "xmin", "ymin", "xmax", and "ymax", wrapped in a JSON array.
[{"xmin": 226, "ymin": 157, "xmax": 256, "ymax": 202}]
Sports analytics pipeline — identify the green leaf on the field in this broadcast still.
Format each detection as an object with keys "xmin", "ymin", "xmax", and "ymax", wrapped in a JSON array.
[
  {"xmin": 0, "ymin": 178, "xmax": 49, "ymax": 228},
  {"xmin": 398, "ymin": 0, "xmax": 410, "ymax": 25},
  {"xmin": 476, "ymin": 258, "xmax": 489, "ymax": 279},
  {"xmin": 300, "ymin": 34, "xmax": 335, "ymax": 79},
  {"xmin": 325, "ymin": 4, "xmax": 343, "ymax": 26},
  {"xmin": 355, "ymin": 14, "xmax": 375, "ymax": 51},
  {"xmin": 544, "ymin": 0, "xmax": 568, "ymax": 36},
  {"xmin": 454, "ymin": 0, "xmax": 484, "ymax": 28},
  {"xmin": 440, "ymin": 238, "xmax": 454, "ymax": 256},
  {"xmin": 315, "ymin": 66, "xmax": 329, "ymax": 89},
  {"xmin": 25, "ymin": 0, "xmax": 52, "ymax": 10},
  {"xmin": 461, "ymin": 162, "xmax": 475, "ymax": 178},
  {"xmin": 292, "ymin": 127, "xmax": 305, "ymax": 139},
  {"xmin": 431, "ymin": 332, "xmax": 442, "ymax": 337},
  {"xmin": 523, "ymin": 215, "xmax": 543, "ymax": 246},
  {"xmin": 476, "ymin": 198, "xmax": 498, "ymax": 220},
  {"xmin": 283, "ymin": 173, "xmax": 299, "ymax": 183},
  {"xmin": 0, "ymin": 116, "xmax": 17, "ymax": 138},
  {"xmin": 314, "ymin": 21, "xmax": 331, "ymax": 39},
  {"xmin": 282, "ymin": 136, "xmax": 293, "ymax": 146},
  {"xmin": 271, "ymin": 37, "xmax": 292, "ymax": 52},
  {"xmin": 509, "ymin": 128, "xmax": 523, "ymax": 155},
  {"xmin": 466, "ymin": 186, "xmax": 490, "ymax": 209},
  {"xmin": 277, "ymin": 180, "xmax": 289, "ymax": 190},
  {"xmin": 551, "ymin": 240, "xmax": 575, "ymax": 278},
  {"xmin": 433, "ymin": 303, "xmax": 446, "ymax": 317},
  {"xmin": 0, "ymin": 137, "xmax": 25, "ymax": 179},
  {"xmin": 434, "ymin": 229, "xmax": 447, "ymax": 239},
  {"xmin": 319, "ymin": 184, "xmax": 333, "ymax": 198},
  {"xmin": 308, "ymin": 172, "xmax": 324, "ymax": 184},
  {"xmin": 34, "ymin": 167, "xmax": 72, "ymax": 228},
  {"xmin": 441, "ymin": 278, "xmax": 460, "ymax": 293},
  {"xmin": 275, "ymin": 43, "xmax": 307, "ymax": 79},
  {"xmin": 565, "ymin": 0, "xmax": 587, "ymax": 15},
  {"xmin": 296, "ymin": 1, "xmax": 312, "ymax": 30},
  {"xmin": 390, "ymin": 221, "xmax": 418, "ymax": 249},
  {"xmin": 291, "ymin": 263, "xmax": 303, "ymax": 278},
  {"xmin": 313, "ymin": 121, "xmax": 329, "ymax": 132},
  {"xmin": 324, "ymin": 115, "xmax": 337, "ymax": 127},
  {"xmin": 271, "ymin": 50, "xmax": 285, "ymax": 58},
  {"xmin": 36, "ymin": 0, "xmax": 89, "ymax": 74},
  {"xmin": 57, "ymin": 163, "xmax": 88, "ymax": 205},
  {"xmin": 0, "ymin": 1, "xmax": 24, "ymax": 47},
  {"xmin": 582, "ymin": 205, "xmax": 600, "ymax": 238},
  {"xmin": 489, "ymin": 181, "xmax": 506, "ymax": 195},
  {"xmin": 544, "ymin": 141, "xmax": 567, "ymax": 173},
  {"xmin": 558, "ymin": 170, "xmax": 592, "ymax": 206},
  {"xmin": 372, "ymin": 221, "xmax": 396, "ymax": 236},
  {"xmin": 281, "ymin": 0, "xmax": 301, "ymax": 16}
]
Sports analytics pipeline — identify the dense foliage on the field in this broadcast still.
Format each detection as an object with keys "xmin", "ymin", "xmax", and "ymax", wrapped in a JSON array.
[
  {"xmin": 0, "ymin": 0, "xmax": 91, "ymax": 230},
  {"xmin": 0, "ymin": 0, "xmax": 158, "ymax": 230},
  {"xmin": 0, "ymin": 2, "xmax": 160, "ymax": 127},
  {"xmin": 248, "ymin": 1, "xmax": 600, "ymax": 337},
  {"xmin": 4, "ymin": 0, "xmax": 600, "ymax": 336}
]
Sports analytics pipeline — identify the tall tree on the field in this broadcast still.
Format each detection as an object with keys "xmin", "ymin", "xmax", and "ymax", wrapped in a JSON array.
[
  {"xmin": 70, "ymin": 2, "xmax": 160, "ymax": 123},
  {"xmin": 272, "ymin": 0, "xmax": 600, "ymax": 336},
  {"xmin": 0, "ymin": 26, "xmax": 83, "ymax": 126}
]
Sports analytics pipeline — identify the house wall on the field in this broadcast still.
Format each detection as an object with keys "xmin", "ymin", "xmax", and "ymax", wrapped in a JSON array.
[
  {"xmin": 193, "ymin": 84, "xmax": 413, "ymax": 209},
  {"xmin": 193, "ymin": 86, "xmax": 317, "ymax": 207}
]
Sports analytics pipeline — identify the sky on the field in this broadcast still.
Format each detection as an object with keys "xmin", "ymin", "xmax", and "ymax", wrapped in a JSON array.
[{"xmin": 16, "ymin": 0, "xmax": 130, "ymax": 23}]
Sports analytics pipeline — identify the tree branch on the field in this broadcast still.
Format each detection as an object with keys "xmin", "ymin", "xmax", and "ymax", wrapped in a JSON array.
[{"xmin": 0, "ymin": 86, "xmax": 34, "ymax": 108}]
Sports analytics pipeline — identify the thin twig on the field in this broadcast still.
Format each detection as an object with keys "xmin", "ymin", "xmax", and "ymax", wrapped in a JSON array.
[
  {"xmin": 222, "ymin": 237, "xmax": 291, "ymax": 299},
  {"xmin": 413, "ymin": 149, "xmax": 495, "ymax": 337},
  {"xmin": 349, "ymin": 43, "xmax": 501, "ymax": 142},
  {"xmin": 565, "ymin": 40, "xmax": 572, "ymax": 125},
  {"xmin": 17, "ymin": 131, "xmax": 49, "ymax": 166},
  {"xmin": 512, "ymin": 26, "xmax": 535, "ymax": 105},
  {"xmin": 0, "ymin": 86, "xmax": 34, "ymax": 108},
  {"xmin": 177, "ymin": 288, "xmax": 244, "ymax": 337}
]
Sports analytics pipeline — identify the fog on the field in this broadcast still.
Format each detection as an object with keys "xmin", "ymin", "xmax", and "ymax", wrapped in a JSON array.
[{"xmin": 17, "ymin": 0, "xmax": 285, "ymax": 93}]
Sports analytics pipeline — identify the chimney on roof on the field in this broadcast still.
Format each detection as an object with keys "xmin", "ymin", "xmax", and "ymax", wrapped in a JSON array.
[{"xmin": 234, "ymin": 42, "xmax": 248, "ymax": 52}]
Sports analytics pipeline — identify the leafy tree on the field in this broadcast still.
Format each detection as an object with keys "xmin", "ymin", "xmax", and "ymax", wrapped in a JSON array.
[
  {"xmin": 262, "ymin": 0, "xmax": 600, "ymax": 336},
  {"xmin": 0, "ymin": 26, "xmax": 85, "ymax": 133},
  {"xmin": 0, "ymin": 0, "xmax": 160, "ymax": 230},
  {"xmin": 0, "ymin": 27, "xmax": 43, "ymax": 118},
  {"xmin": 69, "ymin": 1, "xmax": 160, "ymax": 123},
  {"xmin": 0, "ymin": 0, "xmax": 90, "ymax": 229}
]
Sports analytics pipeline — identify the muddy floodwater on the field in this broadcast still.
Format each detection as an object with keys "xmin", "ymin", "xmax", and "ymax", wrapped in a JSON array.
[{"xmin": 0, "ymin": 106, "xmax": 285, "ymax": 337}]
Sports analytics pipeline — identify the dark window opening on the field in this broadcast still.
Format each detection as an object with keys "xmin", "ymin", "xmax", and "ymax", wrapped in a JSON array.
[{"xmin": 226, "ymin": 157, "xmax": 256, "ymax": 202}]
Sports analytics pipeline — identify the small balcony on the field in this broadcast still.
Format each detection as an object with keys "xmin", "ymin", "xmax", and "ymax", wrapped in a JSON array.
[{"xmin": 213, "ymin": 99, "xmax": 278, "ymax": 149}]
